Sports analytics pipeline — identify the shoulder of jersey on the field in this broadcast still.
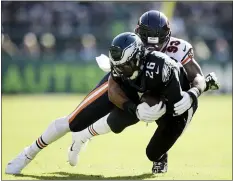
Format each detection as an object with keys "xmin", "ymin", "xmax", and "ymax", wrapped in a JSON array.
[
  {"xmin": 146, "ymin": 50, "xmax": 179, "ymax": 84},
  {"xmin": 170, "ymin": 36, "xmax": 192, "ymax": 46},
  {"xmin": 166, "ymin": 36, "xmax": 194, "ymax": 65},
  {"xmin": 149, "ymin": 50, "xmax": 171, "ymax": 61},
  {"xmin": 148, "ymin": 50, "xmax": 170, "ymax": 67}
]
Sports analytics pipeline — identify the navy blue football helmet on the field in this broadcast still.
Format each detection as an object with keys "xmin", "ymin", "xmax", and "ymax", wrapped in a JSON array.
[
  {"xmin": 109, "ymin": 32, "xmax": 145, "ymax": 80},
  {"xmin": 135, "ymin": 10, "xmax": 171, "ymax": 51}
]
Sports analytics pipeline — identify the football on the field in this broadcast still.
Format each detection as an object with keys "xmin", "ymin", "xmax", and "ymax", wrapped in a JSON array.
[{"xmin": 140, "ymin": 92, "xmax": 161, "ymax": 107}]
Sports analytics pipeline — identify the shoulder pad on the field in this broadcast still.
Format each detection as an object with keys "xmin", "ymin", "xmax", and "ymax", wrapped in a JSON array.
[
  {"xmin": 149, "ymin": 50, "xmax": 180, "ymax": 83},
  {"xmin": 165, "ymin": 37, "xmax": 194, "ymax": 65},
  {"xmin": 150, "ymin": 50, "xmax": 171, "ymax": 61}
]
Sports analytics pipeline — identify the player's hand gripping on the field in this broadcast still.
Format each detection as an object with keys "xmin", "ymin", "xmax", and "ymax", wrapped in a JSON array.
[
  {"xmin": 204, "ymin": 72, "xmax": 220, "ymax": 91},
  {"xmin": 136, "ymin": 101, "xmax": 166, "ymax": 123},
  {"xmin": 174, "ymin": 91, "xmax": 193, "ymax": 116}
]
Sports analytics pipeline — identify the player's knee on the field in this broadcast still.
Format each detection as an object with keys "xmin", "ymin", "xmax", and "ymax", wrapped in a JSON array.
[
  {"xmin": 68, "ymin": 115, "xmax": 87, "ymax": 132},
  {"xmin": 107, "ymin": 118, "xmax": 139, "ymax": 134},
  {"xmin": 146, "ymin": 145, "xmax": 163, "ymax": 162},
  {"xmin": 69, "ymin": 122, "xmax": 80, "ymax": 132},
  {"xmin": 107, "ymin": 121, "xmax": 124, "ymax": 134}
]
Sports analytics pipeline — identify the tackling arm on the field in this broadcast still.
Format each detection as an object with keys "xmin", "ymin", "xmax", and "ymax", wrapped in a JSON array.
[
  {"xmin": 174, "ymin": 49, "xmax": 206, "ymax": 115},
  {"xmin": 182, "ymin": 48, "xmax": 219, "ymax": 93},
  {"xmin": 108, "ymin": 75, "xmax": 138, "ymax": 116},
  {"xmin": 183, "ymin": 57, "xmax": 206, "ymax": 96},
  {"xmin": 108, "ymin": 75, "xmax": 130, "ymax": 110},
  {"xmin": 108, "ymin": 74, "xmax": 164, "ymax": 122}
]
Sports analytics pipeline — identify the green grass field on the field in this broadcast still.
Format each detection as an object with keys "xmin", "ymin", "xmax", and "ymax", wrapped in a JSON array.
[{"xmin": 2, "ymin": 94, "xmax": 232, "ymax": 180}]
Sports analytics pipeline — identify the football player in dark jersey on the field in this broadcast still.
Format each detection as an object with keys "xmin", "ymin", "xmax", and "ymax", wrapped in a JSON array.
[
  {"xmin": 68, "ymin": 32, "xmax": 203, "ymax": 172},
  {"xmin": 6, "ymin": 11, "xmax": 219, "ymax": 175}
]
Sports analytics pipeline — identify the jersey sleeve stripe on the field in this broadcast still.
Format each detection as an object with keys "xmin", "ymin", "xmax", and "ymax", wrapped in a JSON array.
[
  {"xmin": 181, "ymin": 48, "xmax": 192, "ymax": 65},
  {"xmin": 68, "ymin": 82, "xmax": 108, "ymax": 123},
  {"xmin": 181, "ymin": 56, "xmax": 191, "ymax": 65}
]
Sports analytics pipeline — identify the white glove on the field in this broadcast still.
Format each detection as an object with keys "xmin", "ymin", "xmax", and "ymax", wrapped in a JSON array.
[
  {"xmin": 136, "ymin": 101, "xmax": 166, "ymax": 123},
  {"xmin": 95, "ymin": 54, "xmax": 111, "ymax": 72},
  {"xmin": 174, "ymin": 91, "xmax": 193, "ymax": 116}
]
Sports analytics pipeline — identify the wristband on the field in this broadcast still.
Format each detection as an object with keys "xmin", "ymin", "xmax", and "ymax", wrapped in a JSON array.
[
  {"xmin": 188, "ymin": 87, "xmax": 201, "ymax": 97},
  {"xmin": 187, "ymin": 87, "xmax": 199, "ymax": 106},
  {"xmin": 123, "ymin": 101, "xmax": 137, "ymax": 117}
]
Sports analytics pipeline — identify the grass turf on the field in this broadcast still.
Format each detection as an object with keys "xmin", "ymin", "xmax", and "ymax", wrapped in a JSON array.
[{"xmin": 2, "ymin": 94, "xmax": 232, "ymax": 180}]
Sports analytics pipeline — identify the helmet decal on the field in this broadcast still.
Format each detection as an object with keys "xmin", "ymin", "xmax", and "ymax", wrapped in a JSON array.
[
  {"xmin": 109, "ymin": 34, "xmax": 142, "ymax": 66},
  {"xmin": 109, "ymin": 41, "xmax": 137, "ymax": 65}
]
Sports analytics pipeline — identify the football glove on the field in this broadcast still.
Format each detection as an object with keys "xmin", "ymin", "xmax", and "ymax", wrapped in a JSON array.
[
  {"xmin": 136, "ymin": 101, "xmax": 166, "ymax": 123},
  {"xmin": 174, "ymin": 91, "xmax": 193, "ymax": 116},
  {"xmin": 95, "ymin": 54, "xmax": 111, "ymax": 72},
  {"xmin": 204, "ymin": 72, "xmax": 220, "ymax": 91}
]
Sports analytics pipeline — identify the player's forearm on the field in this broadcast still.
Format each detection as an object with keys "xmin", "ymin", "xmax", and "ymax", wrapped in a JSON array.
[
  {"xmin": 183, "ymin": 59, "xmax": 206, "ymax": 95},
  {"xmin": 108, "ymin": 75, "xmax": 138, "ymax": 116},
  {"xmin": 108, "ymin": 83, "xmax": 128, "ymax": 110},
  {"xmin": 191, "ymin": 73, "xmax": 206, "ymax": 93},
  {"xmin": 108, "ymin": 75, "xmax": 131, "ymax": 108}
]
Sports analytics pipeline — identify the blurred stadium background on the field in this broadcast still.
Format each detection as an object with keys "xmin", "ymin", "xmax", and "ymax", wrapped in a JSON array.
[
  {"xmin": 1, "ymin": 1, "xmax": 232, "ymax": 94},
  {"xmin": 1, "ymin": 1, "xmax": 232, "ymax": 180}
]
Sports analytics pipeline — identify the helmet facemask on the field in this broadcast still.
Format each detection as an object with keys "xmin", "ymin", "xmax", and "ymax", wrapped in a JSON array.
[
  {"xmin": 135, "ymin": 22, "xmax": 171, "ymax": 51},
  {"xmin": 109, "ymin": 41, "xmax": 144, "ymax": 80}
]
